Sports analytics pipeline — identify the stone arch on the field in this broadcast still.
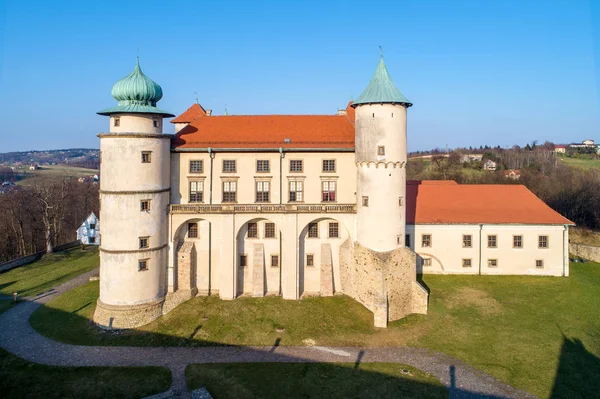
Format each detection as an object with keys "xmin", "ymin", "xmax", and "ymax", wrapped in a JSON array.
[
  {"xmin": 298, "ymin": 217, "xmax": 350, "ymax": 297},
  {"xmin": 172, "ymin": 217, "xmax": 211, "ymax": 295},
  {"xmin": 235, "ymin": 217, "xmax": 282, "ymax": 297}
]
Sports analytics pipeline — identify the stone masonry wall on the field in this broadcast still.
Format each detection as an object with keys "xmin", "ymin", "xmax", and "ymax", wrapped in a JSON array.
[
  {"xmin": 570, "ymin": 243, "xmax": 600, "ymax": 263},
  {"xmin": 339, "ymin": 239, "xmax": 428, "ymax": 327}
]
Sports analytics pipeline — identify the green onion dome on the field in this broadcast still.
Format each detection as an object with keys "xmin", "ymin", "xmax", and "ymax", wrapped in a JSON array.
[{"xmin": 98, "ymin": 58, "xmax": 174, "ymax": 117}]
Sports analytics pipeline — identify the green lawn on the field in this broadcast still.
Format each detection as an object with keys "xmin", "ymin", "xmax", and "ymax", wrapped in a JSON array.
[
  {"xmin": 0, "ymin": 300, "xmax": 15, "ymax": 315},
  {"xmin": 560, "ymin": 156, "xmax": 600, "ymax": 171},
  {"xmin": 0, "ymin": 247, "xmax": 98, "ymax": 297},
  {"xmin": 30, "ymin": 262, "xmax": 600, "ymax": 398},
  {"xmin": 186, "ymin": 363, "xmax": 446, "ymax": 399},
  {"xmin": 0, "ymin": 348, "xmax": 170, "ymax": 399}
]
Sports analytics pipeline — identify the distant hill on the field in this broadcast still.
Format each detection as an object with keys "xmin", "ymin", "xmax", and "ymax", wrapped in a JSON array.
[{"xmin": 0, "ymin": 148, "xmax": 99, "ymax": 169}]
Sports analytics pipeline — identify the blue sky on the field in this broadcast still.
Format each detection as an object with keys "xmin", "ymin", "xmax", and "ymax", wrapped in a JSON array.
[{"xmin": 0, "ymin": 0, "xmax": 598, "ymax": 152}]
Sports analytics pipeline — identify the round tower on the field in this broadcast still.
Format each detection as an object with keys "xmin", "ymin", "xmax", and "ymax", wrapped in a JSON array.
[
  {"xmin": 353, "ymin": 55, "xmax": 413, "ymax": 252},
  {"xmin": 94, "ymin": 58, "xmax": 174, "ymax": 329}
]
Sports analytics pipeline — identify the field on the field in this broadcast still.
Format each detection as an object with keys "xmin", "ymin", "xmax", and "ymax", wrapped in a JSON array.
[
  {"xmin": 29, "ymin": 249, "xmax": 600, "ymax": 399},
  {"xmin": 15, "ymin": 164, "xmax": 98, "ymax": 185},
  {"xmin": 559, "ymin": 156, "xmax": 600, "ymax": 171}
]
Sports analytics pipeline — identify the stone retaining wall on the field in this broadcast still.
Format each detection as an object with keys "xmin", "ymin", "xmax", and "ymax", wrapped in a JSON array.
[
  {"xmin": 0, "ymin": 240, "xmax": 80, "ymax": 274},
  {"xmin": 570, "ymin": 243, "xmax": 600, "ymax": 263}
]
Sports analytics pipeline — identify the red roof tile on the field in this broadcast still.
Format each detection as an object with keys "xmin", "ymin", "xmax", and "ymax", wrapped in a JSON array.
[
  {"xmin": 173, "ymin": 114, "xmax": 354, "ymax": 149},
  {"xmin": 406, "ymin": 181, "xmax": 573, "ymax": 225},
  {"xmin": 170, "ymin": 103, "xmax": 207, "ymax": 123}
]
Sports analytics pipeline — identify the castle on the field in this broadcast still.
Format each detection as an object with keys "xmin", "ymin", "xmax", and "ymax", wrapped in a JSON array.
[{"xmin": 94, "ymin": 56, "xmax": 572, "ymax": 329}]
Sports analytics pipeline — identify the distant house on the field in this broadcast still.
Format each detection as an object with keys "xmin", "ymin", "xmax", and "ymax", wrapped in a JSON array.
[
  {"xmin": 503, "ymin": 169, "xmax": 521, "ymax": 180},
  {"xmin": 554, "ymin": 145, "xmax": 567, "ymax": 153},
  {"xmin": 583, "ymin": 139, "xmax": 595, "ymax": 146},
  {"xmin": 568, "ymin": 140, "xmax": 596, "ymax": 149},
  {"xmin": 483, "ymin": 159, "xmax": 497, "ymax": 171},
  {"xmin": 29, "ymin": 164, "xmax": 39, "ymax": 171},
  {"xmin": 460, "ymin": 154, "xmax": 484, "ymax": 164},
  {"xmin": 77, "ymin": 212, "xmax": 100, "ymax": 245}
]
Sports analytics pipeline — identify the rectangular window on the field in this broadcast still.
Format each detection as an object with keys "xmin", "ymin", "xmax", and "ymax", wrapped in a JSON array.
[
  {"xmin": 222, "ymin": 181, "xmax": 237, "ymax": 202},
  {"xmin": 223, "ymin": 160, "xmax": 236, "ymax": 173},
  {"xmin": 422, "ymin": 234, "xmax": 431, "ymax": 248},
  {"xmin": 189, "ymin": 160, "xmax": 203, "ymax": 173},
  {"xmin": 139, "ymin": 237, "xmax": 149, "ymax": 249},
  {"xmin": 256, "ymin": 181, "xmax": 270, "ymax": 203},
  {"xmin": 141, "ymin": 151, "xmax": 151, "ymax": 163},
  {"xmin": 463, "ymin": 235, "xmax": 472, "ymax": 248},
  {"xmin": 290, "ymin": 160, "xmax": 303, "ymax": 173},
  {"xmin": 240, "ymin": 254, "xmax": 247, "ymax": 267},
  {"xmin": 306, "ymin": 254, "xmax": 314, "ymax": 267},
  {"xmin": 322, "ymin": 181, "xmax": 336, "ymax": 202},
  {"xmin": 256, "ymin": 160, "xmax": 270, "ymax": 173},
  {"xmin": 488, "ymin": 259, "xmax": 498, "ymax": 268},
  {"xmin": 328, "ymin": 222, "xmax": 339, "ymax": 238},
  {"xmin": 462, "ymin": 258, "xmax": 472, "ymax": 268},
  {"xmin": 114, "ymin": 117, "xmax": 120, "ymax": 127},
  {"xmin": 189, "ymin": 181, "xmax": 204, "ymax": 203},
  {"xmin": 153, "ymin": 120, "xmax": 158, "ymax": 128},
  {"xmin": 539, "ymin": 235, "xmax": 548, "ymax": 249},
  {"xmin": 89, "ymin": 223, "xmax": 96, "ymax": 230},
  {"xmin": 265, "ymin": 222, "xmax": 276, "ymax": 238},
  {"xmin": 271, "ymin": 255, "xmax": 279, "ymax": 268},
  {"xmin": 89, "ymin": 237, "xmax": 96, "ymax": 244},
  {"xmin": 138, "ymin": 259, "xmax": 148, "ymax": 271},
  {"xmin": 188, "ymin": 222, "xmax": 198, "ymax": 238},
  {"xmin": 536, "ymin": 259, "xmax": 544, "ymax": 268},
  {"xmin": 289, "ymin": 181, "xmax": 304, "ymax": 202},
  {"xmin": 513, "ymin": 235, "xmax": 523, "ymax": 248},
  {"xmin": 322, "ymin": 159, "xmax": 336, "ymax": 172},
  {"xmin": 405, "ymin": 234, "xmax": 410, "ymax": 247},
  {"xmin": 423, "ymin": 258, "xmax": 432, "ymax": 266},
  {"xmin": 362, "ymin": 196, "xmax": 369, "ymax": 207},
  {"xmin": 377, "ymin": 146, "xmax": 385, "ymax": 156},
  {"xmin": 140, "ymin": 200, "xmax": 150, "ymax": 211},
  {"xmin": 487, "ymin": 235, "xmax": 497, "ymax": 248},
  {"xmin": 308, "ymin": 222, "xmax": 319, "ymax": 238},
  {"xmin": 247, "ymin": 222, "xmax": 258, "ymax": 238},
  {"xmin": 398, "ymin": 197, "xmax": 404, "ymax": 206}
]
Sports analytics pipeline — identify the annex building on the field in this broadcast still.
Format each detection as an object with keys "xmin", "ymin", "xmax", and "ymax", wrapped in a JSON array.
[{"xmin": 94, "ymin": 57, "xmax": 573, "ymax": 330}]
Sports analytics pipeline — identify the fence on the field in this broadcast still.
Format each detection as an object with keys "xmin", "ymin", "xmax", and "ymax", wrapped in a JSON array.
[
  {"xmin": 569, "ymin": 243, "xmax": 600, "ymax": 263},
  {"xmin": 0, "ymin": 240, "xmax": 80, "ymax": 274}
]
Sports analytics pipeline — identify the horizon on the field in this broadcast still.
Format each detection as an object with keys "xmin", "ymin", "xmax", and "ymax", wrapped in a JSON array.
[{"xmin": 0, "ymin": 0, "xmax": 599, "ymax": 152}]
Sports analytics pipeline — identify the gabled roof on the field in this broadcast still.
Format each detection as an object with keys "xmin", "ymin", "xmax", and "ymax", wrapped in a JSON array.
[
  {"xmin": 172, "ymin": 110, "xmax": 355, "ymax": 150},
  {"xmin": 170, "ymin": 103, "xmax": 207, "ymax": 123},
  {"xmin": 354, "ymin": 57, "xmax": 412, "ymax": 107},
  {"xmin": 406, "ymin": 181, "xmax": 574, "ymax": 225}
]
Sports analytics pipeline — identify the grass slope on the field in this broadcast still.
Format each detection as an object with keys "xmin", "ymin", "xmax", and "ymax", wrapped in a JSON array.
[
  {"xmin": 31, "ymin": 263, "xmax": 600, "ymax": 398},
  {"xmin": 0, "ymin": 247, "xmax": 98, "ymax": 297},
  {"xmin": 560, "ymin": 156, "xmax": 600, "ymax": 171},
  {"xmin": 186, "ymin": 363, "xmax": 446, "ymax": 399},
  {"xmin": 0, "ymin": 348, "xmax": 170, "ymax": 399}
]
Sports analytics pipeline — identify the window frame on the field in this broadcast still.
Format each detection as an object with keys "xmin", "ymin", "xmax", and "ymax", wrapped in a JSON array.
[
  {"xmin": 328, "ymin": 222, "xmax": 339, "ymax": 238},
  {"xmin": 189, "ymin": 180, "xmax": 204, "ymax": 203},
  {"xmin": 462, "ymin": 258, "xmax": 472, "ymax": 268},
  {"xmin": 113, "ymin": 117, "xmax": 120, "ymax": 127},
  {"xmin": 141, "ymin": 151, "xmax": 152, "ymax": 163},
  {"xmin": 487, "ymin": 258, "xmax": 498, "ymax": 268},
  {"xmin": 289, "ymin": 159, "xmax": 303, "ymax": 173},
  {"xmin": 222, "ymin": 180, "xmax": 237, "ymax": 203},
  {"xmin": 322, "ymin": 159, "xmax": 336, "ymax": 173},
  {"xmin": 538, "ymin": 235, "xmax": 549, "ymax": 249},
  {"xmin": 140, "ymin": 199, "xmax": 151, "ymax": 212},
  {"xmin": 222, "ymin": 159, "xmax": 237, "ymax": 173},
  {"xmin": 189, "ymin": 160, "xmax": 204, "ymax": 174},
  {"xmin": 247, "ymin": 222, "xmax": 258, "ymax": 239},
  {"xmin": 288, "ymin": 180, "xmax": 304, "ymax": 203},
  {"xmin": 362, "ymin": 196, "xmax": 369, "ymax": 207},
  {"xmin": 239, "ymin": 254, "xmax": 248, "ymax": 267},
  {"xmin": 535, "ymin": 259, "xmax": 544, "ymax": 268},
  {"xmin": 271, "ymin": 255, "xmax": 279, "ymax": 268},
  {"xmin": 138, "ymin": 259, "xmax": 149, "ymax": 271},
  {"xmin": 139, "ymin": 236, "xmax": 149, "ymax": 249},
  {"xmin": 321, "ymin": 180, "xmax": 337, "ymax": 202},
  {"xmin": 256, "ymin": 159, "xmax": 270, "ymax": 173},
  {"xmin": 422, "ymin": 258, "xmax": 432, "ymax": 267},
  {"xmin": 308, "ymin": 222, "xmax": 319, "ymax": 238},
  {"xmin": 255, "ymin": 180, "xmax": 270, "ymax": 203},
  {"xmin": 462, "ymin": 234, "xmax": 472, "ymax": 248},
  {"xmin": 264, "ymin": 222, "xmax": 276, "ymax": 239},
  {"xmin": 306, "ymin": 254, "xmax": 315, "ymax": 267},
  {"xmin": 377, "ymin": 146, "xmax": 385, "ymax": 156},
  {"xmin": 422, "ymin": 234, "xmax": 432, "ymax": 248},
  {"xmin": 188, "ymin": 222, "xmax": 199, "ymax": 238},
  {"xmin": 513, "ymin": 235, "xmax": 523, "ymax": 249},
  {"xmin": 487, "ymin": 235, "xmax": 497, "ymax": 248}
]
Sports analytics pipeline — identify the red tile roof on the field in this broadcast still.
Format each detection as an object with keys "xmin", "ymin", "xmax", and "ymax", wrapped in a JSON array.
[
  {"xmin": 173, "ymin": 114, "xmax": 354, "ymax": 149},
  {"xmin": 170, "ymin": 103, "xmax": 207, "ymax": 123},
  {"xmin": 406, "ymin": 181, "xmax": 573, "ymax": 225}
]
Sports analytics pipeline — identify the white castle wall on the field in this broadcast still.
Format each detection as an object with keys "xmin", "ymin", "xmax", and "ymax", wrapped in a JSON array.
[{"xmin": 110, "ymin": 113, "xmax": 163, "ymax": 133}]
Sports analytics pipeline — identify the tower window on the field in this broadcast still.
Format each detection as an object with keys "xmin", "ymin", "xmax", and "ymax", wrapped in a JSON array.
[
  {"xmin": 372, "ymin": 113, "xmax": 375, "ymax": 118},
  {"xmin": 114, "ymin": 117, "xmax": 120, "ymax": 127},
  {"xmin": 362, "ymin": 196, "xmax": 369, "ymax": 207},
  {"xmin": 139, "ymin": 237, "xmax": 149, "ymax": 249},
  {"xmin": 271, "ymin": 255, "xmax": 279, "ymax": 268},
  {"xmin": 141, "ymin": 200, "xmax": 150, "ymax": 211},
  {"xmin": 306, "ymin": 254, "xmax": 314, "ymax": 267},
  {"xmin": 138, "ymin": 259, "xmax": 148, "ymax": 271},
  {"xmin": 377, "ymin": 146, "xmax": 385, "ymax": 156},
  {"xmin": 141, "ymin": 151, "xmax": 151, "ymax": 163},
  {"xmin": 188, "ymin": 222, "xmax": 198, "ymax": 238},
  {"xmin": 398, "ymin": 197, "xmax": 404, "ymax": 206},
  {"xmin": 153, "ymin": 120, "xmax": 158, "ymax": 128}
]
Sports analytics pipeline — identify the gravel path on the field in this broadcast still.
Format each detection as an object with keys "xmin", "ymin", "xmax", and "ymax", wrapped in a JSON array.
[{"xmin": 0, "ymin": 270, "xmax": 536, "ymax": 399}]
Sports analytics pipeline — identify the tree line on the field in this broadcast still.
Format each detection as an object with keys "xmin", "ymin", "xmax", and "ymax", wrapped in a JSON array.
[
  {"xmin": 408, "ymin": 146, "xmax": 600, "ymax": 230},
  {"xmin": 0, "ymin": 176, "xmax": 99, "ymax": 262}
]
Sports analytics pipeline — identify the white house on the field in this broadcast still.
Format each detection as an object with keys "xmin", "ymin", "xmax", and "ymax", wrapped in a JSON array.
[
  {"xmin": 483, "ymin": 159, "xmax": 497, "ymax": 171},
  {"xmin": 77, "ymin": 212, "xmax": 100, "ymax": 245}
]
